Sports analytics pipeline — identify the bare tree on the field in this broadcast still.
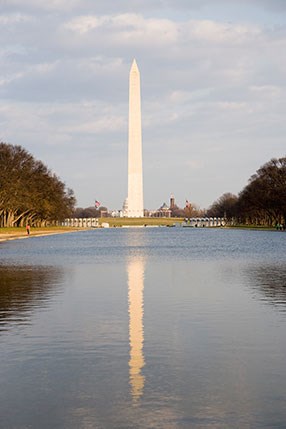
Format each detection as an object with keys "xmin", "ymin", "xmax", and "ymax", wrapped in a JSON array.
[
  {"xmin": 207, "ymin": 193, "xmax": 238, "ymax": 219},
  {"xmin": 0, "ymin": 142, "xmax": 76, "ymax": 227},
  {"xmin": 238, "ymin": 157, "xmax": 286, "ymax": 226}
]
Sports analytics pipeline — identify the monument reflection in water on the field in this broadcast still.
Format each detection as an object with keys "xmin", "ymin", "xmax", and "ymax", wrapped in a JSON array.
[{"xmin": 127, "ymin": 254, "xmax": 145, "ymax": 403}]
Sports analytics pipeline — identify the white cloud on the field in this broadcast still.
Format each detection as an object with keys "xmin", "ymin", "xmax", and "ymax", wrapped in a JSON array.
[
  {"xmin": 185, "ymin": 20, "xmax": 261, "ymax": 44},
  {"xmin": 184, "ymin": 159, "xmax": 205, "ymax": 169},
  {"xmin": 64, "ymin": 14, "xmax": 179, "ymax": 46},
  {"xmin": 5, "ymin": 0, "xmax": 286, "ymax": 13},
  {"xmin": 0, "ymin": 13, "xmax": 32, "ymax": 25},
  {"xmin": 2, "ymin": 0, "xmax": 81, "ymax": 11},
  {"xmin": 216, "ymin": 101, "xmax": 248, "ymax": 111},
  {"xmin": 62, "ymin": 14, "xmax": 261, "ymax": 48},
  {"xmin": 249, "ymin": 85, "xmax": 282, "ymax": 98},
  {"xmin": 0, "ymin": 71, "xmax": 25, "ymax": 87},
  {"xmin": 0, "ymin": 100, "xmax": 127, "ymax": 145},
  {"xmin": 169, "ymin": 89, "xmax": 213, "ymax": 104},
  {"xmin": 63, "ymin": 115, "xmax": 126, "ymax": 135},
  {"xmin": 64, "ymin": 15, "xmax": 102, "ymax": 34}
]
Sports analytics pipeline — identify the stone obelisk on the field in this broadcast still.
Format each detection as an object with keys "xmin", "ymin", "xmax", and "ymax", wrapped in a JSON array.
[{"xmin": 127, "ymin": 59, "xmax": 144, "ymax": 218}]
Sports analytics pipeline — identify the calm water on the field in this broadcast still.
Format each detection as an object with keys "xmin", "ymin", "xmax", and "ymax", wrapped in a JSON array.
[{"xmin": 1, "ymin": 228, "xmax": 286, "ymax": 428}]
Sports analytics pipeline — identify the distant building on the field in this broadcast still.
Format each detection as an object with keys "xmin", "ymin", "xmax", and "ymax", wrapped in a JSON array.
[
  {"xmin": 170, "ymin": 194, "xmax": 175, "ymax": 209},
  {"xmin": 148, "ymin": 202, "xmax": 171, "ymax": 218},
  {"xmin": 122, "ymin": 198, "xmax": 128, "ymax": 217}
]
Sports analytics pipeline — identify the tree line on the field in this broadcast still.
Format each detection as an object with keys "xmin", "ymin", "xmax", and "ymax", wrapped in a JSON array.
[
  {"xmin": 73, "ymin": 206, "xmax": 108, "ymax": 218},
  {"xmin": 0, "ymin": 142, "xmax": 76, "ymax": 227},
  {"xmin": 207, "ymin": 156, "xmax": 286, "ymax": 226}
]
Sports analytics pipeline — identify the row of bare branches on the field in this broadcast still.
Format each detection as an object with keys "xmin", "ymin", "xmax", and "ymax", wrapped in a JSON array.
[
  {"xmin": 0, "ymin": 142, "xmax": 76, "ymax": 227},
  {"xmin": 207, "ymin": 157, "xmax": 286, "ymax": 226}
]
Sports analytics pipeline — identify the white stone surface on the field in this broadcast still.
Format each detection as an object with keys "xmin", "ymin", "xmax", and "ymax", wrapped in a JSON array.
[{"xmin": 127, "ymin": 59, "xmax": 144, "ymax": 218}]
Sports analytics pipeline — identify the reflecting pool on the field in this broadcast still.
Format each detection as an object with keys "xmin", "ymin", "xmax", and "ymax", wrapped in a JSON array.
[{"xmin": 0, "ymin": 228, "xmax": 286, "ymax": 428}]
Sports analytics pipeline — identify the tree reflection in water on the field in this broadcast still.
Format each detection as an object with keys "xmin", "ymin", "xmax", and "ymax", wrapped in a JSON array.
[
  {"xmin": 247, "ymin": 264, "xmax": 286, "ymax": 311},
  {"xmin": 0, "ymin": 265, "xmax": 63, "ymax": 332}
]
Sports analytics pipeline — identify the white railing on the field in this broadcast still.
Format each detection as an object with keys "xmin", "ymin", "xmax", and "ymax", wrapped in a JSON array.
[
  {"xmin": 63, "ymin": 218, "xmax": 99, "ymax": 227},
  {"xmin": 182, "ymin": 217, "xmax": 226, "ymax": 227}
]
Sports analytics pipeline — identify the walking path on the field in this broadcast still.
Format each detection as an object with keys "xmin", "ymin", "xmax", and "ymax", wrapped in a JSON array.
[{"xmin": 0, "ymin": 228, "xmax": 87, "ymax": 242}]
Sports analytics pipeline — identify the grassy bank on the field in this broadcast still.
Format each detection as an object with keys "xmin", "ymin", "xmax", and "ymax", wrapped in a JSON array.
[
  {"xmin": 98, "ymin": 217, "xmax": 183, "ymax": 227},
  {"xmin": 0, "ymin": 226, "xmax": 82, "ymax": 234},
  {"xmin": 0, "ymin": 220, "xmax": 180, "ymax": 242},
  {"xmin": 0, "ymin": 226, "xmax": 87, "ymax": 242},
  {"xmin": 227, "ymin": 224, "xmax": 276, "ymax": 231},
  {"xmin": 0, "ymin": 220, "xmax": 179, "ymax": 241}
]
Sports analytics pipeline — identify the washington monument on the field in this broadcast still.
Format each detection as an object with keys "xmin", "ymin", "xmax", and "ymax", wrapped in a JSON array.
[{"xmin": 127, "ymin": 59, "xmax": 144, "ymax": 218}]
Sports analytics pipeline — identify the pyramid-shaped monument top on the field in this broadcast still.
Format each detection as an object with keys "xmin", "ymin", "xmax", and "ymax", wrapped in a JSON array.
[{"xmin": 131, "ymin": 59, "xmax": 139, "ymax": 73}]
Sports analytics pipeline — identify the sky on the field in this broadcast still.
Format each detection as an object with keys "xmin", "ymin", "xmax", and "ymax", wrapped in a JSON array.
[{"xmin": 1, "ymin": 0, "xmax": 286, "ymax": 211}]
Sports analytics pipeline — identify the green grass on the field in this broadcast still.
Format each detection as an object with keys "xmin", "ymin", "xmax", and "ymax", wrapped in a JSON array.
[
  {"xmin": 228, "ymin": 224, "xmax": 275, "ymax": 230},
  {"xmin": 0, "ymin": 226, "xmax": 81, "ymax": 234},
  {"xmin": 98, "ymin": 217, "xmax": 183, "ymax": 227}
]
